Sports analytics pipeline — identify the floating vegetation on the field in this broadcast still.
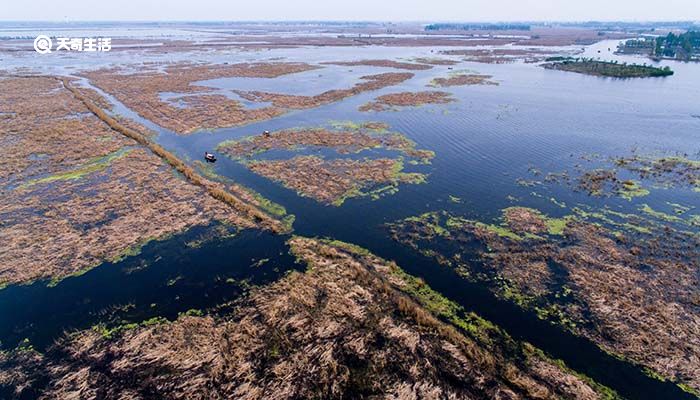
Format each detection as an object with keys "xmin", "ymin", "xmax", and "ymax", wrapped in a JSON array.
[
  {"xmin": 218, "ymin": 125, "xmax": 434, "ymax": 163},
  {"xmin": 19, "ymin": 148, "xmax": 132, "ymax": 188},
  {"xmin": 248, "ymin": 156, "xmax": 426, "ymax": 206},
  {"xmin": 638, "ymin": 204, "xmax": 685, "ymax": 224},
  {"xmin": 428, "ymin": 72, "xmax": 498, "ymax": 87},
  {"xmin": 577, "ymin": 169, "xmax": 650, "ymax": 200},
  {"xmin": 218, "ymin": 123, "xmax": 433, "ymax": 206},
  {"xmin": 321, "ymin": 59, "xmax": 433, "ymax": 70},
  {"xmin": 387, "ymin": 205, "xmax": 700, "ymax": 393},
  {"xmin": 0, "ymin": 237, "xmax": 619, "ymax": 399},
  {"xmin": 613, "ymin": 154, "xmax": 700, "ymax": 191},
  {"xmin": 0, "ymin": 75, "xmax": 292, "ymax": 288},
  {"xmin": 82, "ymin": 62, "xmax": 318, "ymax": 134},
  {"xmin": 441, "ymin": 48, "xmax": 561, "ymax": 64},
  {"xmin": 410, "ymin": 57, "xmax": 459, "ymax": 66},
  {"xmin": 235, "ymin": 72, "xmax": 414, "ymax": 111},
  {"xmin": 523, "ymin": 152, "xmax": 700, "ymax": 201},
  {"xmin": 359, "ymin": 91, "xmax": 455, "ymax": 112}
]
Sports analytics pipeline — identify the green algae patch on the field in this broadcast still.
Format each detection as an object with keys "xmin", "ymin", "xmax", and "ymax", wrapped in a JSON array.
[
  {"xmin": 545, "ymin": 216, "xmax": 575, "ymax": 235},
  {"xmin": 92, "ymin": 316, "xmax": 169, "ymax": 340},
  {"xmin": 410, "ymin": 213, "xmax": 451, "ymax": 238},
  {"xmin": 387, "ymin": 202, "xmax": 700, "ymax": 393},
  {"xmin": 522, "ymin": 344, "xmax": 623, "ymax": 400},
  {"xmin": 20, "ymin": 148, "xmax": 132, "ymax": 189},
  {"xmin": 449, "ymin": 195, "xmax": 463, "ymax": 203},
  {"xmin": 639, "ymin": 204, "xmax": 685, "ymax": 224},
  {"xmin": 475, "ymin": 221, "xmax": 524, "ymax": 241},
  {"xmin": 619, "ymin": 180, "xmax": 650, "ymax": 200},
  {"xmin": 193, "ymin": 159, "xmax": 221, "ymax": 181},
  {"xmin": 389, "ymin": 262, "xmax": 501, "ymax": 347},
  {"xmin": 243, "ymin": 188, "xmax": 288, "ymax": 218}
]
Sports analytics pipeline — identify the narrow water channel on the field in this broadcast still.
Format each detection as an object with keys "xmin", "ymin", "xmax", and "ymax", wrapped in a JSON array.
[{"xmin": 2, "ymin": 59, "xmax": 695, "ymax": 399}]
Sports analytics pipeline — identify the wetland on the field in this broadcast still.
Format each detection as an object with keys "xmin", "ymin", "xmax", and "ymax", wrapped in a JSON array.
[{"xmin": 0, "ymin": 21, "xmax": 698, "ymax": 399}]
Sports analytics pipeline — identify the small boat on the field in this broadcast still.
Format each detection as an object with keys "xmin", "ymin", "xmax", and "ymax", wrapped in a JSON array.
[
  {"xmin": 204, "ymin": 152, "xmax": 217, "ymax": 162},
  {"xmin": 263, "ymin": 130, "xmax": 271, "ymax": 137}
]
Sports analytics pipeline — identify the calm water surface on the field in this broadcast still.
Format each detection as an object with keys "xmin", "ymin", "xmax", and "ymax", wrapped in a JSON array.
[{"xmin": 2, "ymin": 39, "xmax": 699, "ymax": 399}]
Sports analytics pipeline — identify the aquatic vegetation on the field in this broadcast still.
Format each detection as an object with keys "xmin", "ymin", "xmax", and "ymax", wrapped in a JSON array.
[
  {"xmin": 0, "ymin": 237, "xmax": 618, "ymax": 399},
  {"xmin": 321, "ymin": 59, "xmax": 433, "ymax": 70},
  {"xmin": 83, "ymin": 62, "xmax": 319, "ymax": 134},
  {"xmin": 113, "ymin": 115, "xmax": 158, "ymax": 137},
  {"xmin": 618, "ymin": 180, "xmax": 650, "ymax": 200},
  {"xmin": 440, "ymin": 48, "xmax": 561, "ymax": 63},
  {"xmin": 248, "ymin": 156, "xmax": 427, "ymax": 206},
  {"xmin": 65, "ymin": 77, "xmax": 289, "ymax": 233},
  {"xmin": 543, "ymin": 58, "xmax": 674, "ymax": 77},
  {"xmin": 359, "ymin": 90, "xmax": 455, "ymax": 112},
  {"xmin": 184, "ymin": 224, "xmax": 239, "ymax": 249},
  {"xmin": 218, "ymin": 124, "xmax": 434, "ymax": 163},
  {"xmin": 410, "ymin": 57, "xmax": 460, "ymax": 65},
  {"xmin": 577, "ymin": 169, "xmax": 650, "ymax": 200},
  {"xmin": 529, "ymin": 152, "xmax": 700, "ymax": 203},
  {"xmin": 19, "ymin": 148, "xmax": 132, "ymax": 188},
  {"xmin": 0, "ymin": 76, "xmax": 290, "ymax": 287},
  {"xmin": 638, "ymin": 204, "xmax": 685, "ymax": 224},
  {"xmin": 387, "ymin": 206, "xmax": 700, "ymax": 393},
  {"xmin": 218, "ymin": 124, "xmax": 433, "ymax": 206},
  {"xmin": 235, "ymin": 72, "xmax": 414, "ymax": 110},
  {"xmin": 330, "ymin": 120, "xmax": 390, "ymax": 132},
  {"xmin": 428, "ymin": 72, "xmax": 498, "ymax": 87},
  {"xmin": 613, "ymin": 154, "xmax": 700, "ymax": 191}
]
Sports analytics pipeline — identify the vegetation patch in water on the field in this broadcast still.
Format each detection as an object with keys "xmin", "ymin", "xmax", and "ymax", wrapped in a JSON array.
[
  {"xmin": 428, "ymin": 72, "xmax": 498, "ymax": 87},
  {"xmin": 248, "ymin": 156, "xmax": 427, "ymax": 206},
  {"xmin": 82, "ymin": 62, "xmax": 320, "ymax": 134},
  {"xmin": 543, "ymin": 58, "xmax": 674, "ymax": 78},
  {"xmin": 0, "ymin": 76, "xmax": 281, "ymax": 287},
  {"xmin": 0, "ymin": 236, "xmax": 621, "ymax": 399},
  {"xmin": 321, "ymin": 59, "xmax": 433, "ymax": 70},
  {"xmin": 218, "ymin": 123, "xmax": 433, "ymax": 206},
  {"xmin": 218, "ymin": 123, "xmax": 434, "ymax": 163},
  {"xmin": 527, "ymin": 152, "xmax": 700, "ymax": 201},
  {"xmin": 19, "ymin": 148, "xmax": 132, "ymax": 188},
  {"xmin": 359, "ymin": 91, "xmax": 455, "ymax": 112},
  {"xmin": 387, "ymin": 204, "xmax": 700, "ymax": 393}
]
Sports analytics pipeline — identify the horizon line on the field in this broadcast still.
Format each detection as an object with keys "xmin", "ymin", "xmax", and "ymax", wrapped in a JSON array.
[{"xmin": 1, "ymin": 19, "xmax": 699, "ymax": 24}]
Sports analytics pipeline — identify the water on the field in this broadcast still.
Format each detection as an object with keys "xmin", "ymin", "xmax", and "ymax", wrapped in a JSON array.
[
  {"xmin": 0, "ymin": 227, "xmax": 303, "ymax": 350},
  {"xmin": 2, "ymin": 34, "xmax": 699, "ymax": 399}
]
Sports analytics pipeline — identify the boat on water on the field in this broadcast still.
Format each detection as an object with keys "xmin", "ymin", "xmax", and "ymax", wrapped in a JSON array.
[{"xmin": 204, "ymin": 152, "xmax": 217, "ymax": 162}]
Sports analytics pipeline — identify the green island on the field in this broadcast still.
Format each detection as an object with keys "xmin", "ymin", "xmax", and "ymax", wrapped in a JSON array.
[{"xmin": 543, "ymin": 57, "xmax": 673, "ymax": 78}]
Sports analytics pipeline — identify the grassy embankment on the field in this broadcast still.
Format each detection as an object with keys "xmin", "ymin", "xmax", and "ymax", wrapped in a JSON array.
[{"xmin": 58, "ymin": 77, "xmax": 290, "ymax": 233}]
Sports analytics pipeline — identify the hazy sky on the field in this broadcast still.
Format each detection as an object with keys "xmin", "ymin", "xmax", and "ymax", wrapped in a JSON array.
[{"xmin": 3, "ymin": 0, "xmax": 700, "ymax": 22}]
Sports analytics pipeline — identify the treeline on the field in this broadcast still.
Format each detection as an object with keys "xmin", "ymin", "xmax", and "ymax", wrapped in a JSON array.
[
  {"xmin": 653, "ymin": 31, "xmax": 700, "ymax": 60},
  {"xmin": 543, "ymin": 58, "xmax": 674, "ymax": 78},
  {"xmin": 425, "ymin": 23, "xmax": 530, "ymax": 31}
]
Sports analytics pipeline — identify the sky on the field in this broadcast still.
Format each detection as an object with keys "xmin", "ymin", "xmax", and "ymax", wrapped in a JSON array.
[{"xmin": 3, "ymin": 0, "xmax": 700, "ymax": 22}]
